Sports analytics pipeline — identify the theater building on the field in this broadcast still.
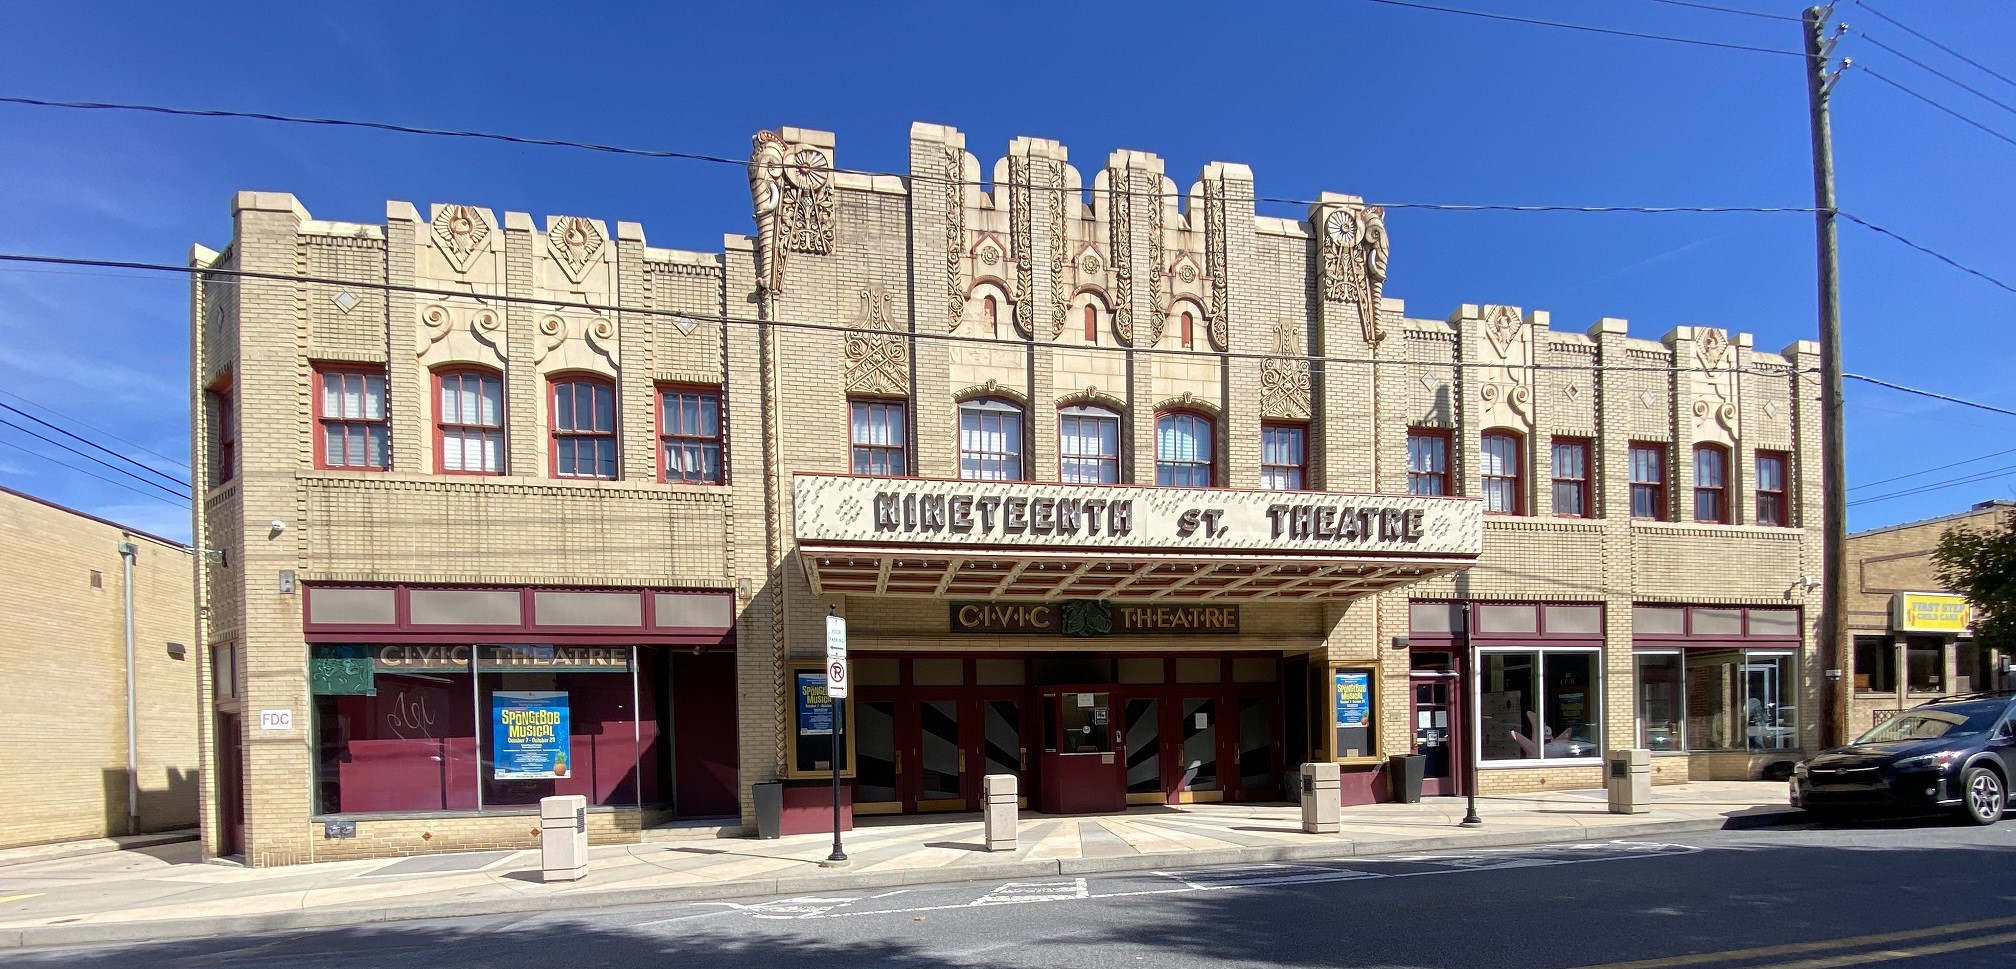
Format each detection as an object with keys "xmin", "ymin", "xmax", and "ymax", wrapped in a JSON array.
[{"xmin": 192, "ymin": 122, "xmax": 1823, "ymax": 865}]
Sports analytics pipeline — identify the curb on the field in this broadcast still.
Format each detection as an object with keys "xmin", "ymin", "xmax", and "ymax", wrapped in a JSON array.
[{"xmin": 0, "ymin": 809, "xmax": 1804, "ymax": 950}]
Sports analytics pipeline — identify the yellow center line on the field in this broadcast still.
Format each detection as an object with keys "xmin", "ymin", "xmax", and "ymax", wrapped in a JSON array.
[
  {"xmin": 1749, "ymin": 929, "xmax": 2016, "ymax": 969},
  {"xmin": 1562, "ymin": 914, "xmax": 2016, "ymax": 969},
  {"xmin": 0, "ymin": 893, "xmax": 43, "ymax": 904}
]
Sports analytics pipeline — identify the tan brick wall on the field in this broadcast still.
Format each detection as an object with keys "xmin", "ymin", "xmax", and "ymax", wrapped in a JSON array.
[
  {"xmin": 0, "ymin": 490, "xmax": 198, "ymax": 849},
  {"xmin": 195, "ymin": 123, "xmax": 1828, "ymax": 861}
]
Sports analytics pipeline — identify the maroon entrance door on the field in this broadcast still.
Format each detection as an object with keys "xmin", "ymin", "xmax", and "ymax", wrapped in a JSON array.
[
  {"xmin": 1038, "ymin": 689, "xmax": 1124, "ymax": 814},
  {"xmin": 1410, "ymin": 653, "xmax": 1463, "ymax": 797},
  {"xmin": 215, "ymin": 712, "xmax": 245, "ymax": 855}
]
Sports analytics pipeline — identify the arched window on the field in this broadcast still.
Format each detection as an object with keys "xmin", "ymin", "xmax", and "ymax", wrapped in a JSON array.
[
  {"xmin": 435, "ymin": 367, "xmax": 504, "ymax": 475},
  {"xmin": 551, "ymin": 375, "xmax": 617, "ymax": 479},
  {"xmin": 982, "ymin": 295, "xmax": 999, "ymax": 338},
  {"xmin": 1155, "ymin": 411, "xmax": 1215, "ymax": 487},
  {"xmin": 1694, "ymin": 444, "xmax": 1730, "ymax": 523},
  {"xmin": 1480, "ymin": 429, "xmax": 1524, "ymax": 514},
  {"xmin": 1059, "ymin": 404, "xmax": 1121, "ymax": 484},
  {"xmin": 1083, "ymin": 304, "xmax": 1099, "ymax": 344},
  {"xmin": 958, "ymin": 397, "xmax": 1024, "ymax": 481},
  {"xmin": 1180, "ymin": 311, "xmax": 1194, "ymax": 350}
]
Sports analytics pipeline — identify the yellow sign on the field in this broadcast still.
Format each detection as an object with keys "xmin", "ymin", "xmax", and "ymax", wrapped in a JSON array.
[{"xmin": 1894, "ymin": 593, "xmax": 1971, "ymax": 633}]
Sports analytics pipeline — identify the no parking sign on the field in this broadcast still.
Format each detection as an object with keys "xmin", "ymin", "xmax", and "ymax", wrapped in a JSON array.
[{"xmin": 825, "ymin": 613, "xmax": 848, "ymax": 699}]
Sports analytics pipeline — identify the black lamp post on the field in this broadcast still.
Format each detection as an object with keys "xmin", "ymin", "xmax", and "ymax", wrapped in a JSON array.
[{"xmin": 1461, "ymin": 603, "xmax": 1482, "ymax": 827}]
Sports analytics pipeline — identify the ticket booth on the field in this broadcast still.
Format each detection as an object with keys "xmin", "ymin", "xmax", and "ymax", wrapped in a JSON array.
[{"xmin": 1038, "ymin": 688, "xmax": 1125, "ymax": 814}]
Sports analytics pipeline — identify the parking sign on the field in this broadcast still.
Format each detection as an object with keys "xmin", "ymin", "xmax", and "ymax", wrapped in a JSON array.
[{"xmin": 825, "ymin": 613, "xmax": 848, "ymax": 699}]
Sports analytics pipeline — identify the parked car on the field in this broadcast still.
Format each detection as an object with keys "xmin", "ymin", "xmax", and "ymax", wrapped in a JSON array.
[{"xmin": 1791, "ymin": 693, "xmax": 2016, "ymax": 825}]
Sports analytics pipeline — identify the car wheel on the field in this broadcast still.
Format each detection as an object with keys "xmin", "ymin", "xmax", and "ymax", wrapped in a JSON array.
[{"xmin": 1963, "ymin": 766, "xmax": 2006, "ymax": 826}]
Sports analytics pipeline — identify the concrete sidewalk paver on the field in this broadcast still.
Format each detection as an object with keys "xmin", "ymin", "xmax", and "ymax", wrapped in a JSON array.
[{"xmin": 0, "ymin": 780, "xmax": 1799, "ymax": 949}]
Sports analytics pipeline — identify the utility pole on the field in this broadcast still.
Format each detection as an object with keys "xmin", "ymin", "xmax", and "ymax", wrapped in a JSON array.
[{"xmin": 1804, "ymin": 5, "xmax": 1850, "ymax": 749}]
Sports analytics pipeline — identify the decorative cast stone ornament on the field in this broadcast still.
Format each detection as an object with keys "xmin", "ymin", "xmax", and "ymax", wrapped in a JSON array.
[
  {"xmin": 1696, "ymin": 326, "xmax": 1731, "ymax": 371},
  {"xmin": 332, "ymin": 291, "xmax": 359, "ymax": 314},
  {"xmin": 546, "ymin": 216, "xmax": 605, "ymax": 284},
  {"xmin": 1048, "ymin": 160, "xmax": 1070, "ymax": 340},
  {"xmin": 672, "ymin": 315, "xmax": 697, "ymax": 337},
  {"xmin": 1477, "ymin": 305, "xmax": 1532, "ymax": 426},
  {"xmin": 416, "ymin": 301, "xmax": 505, "ymax": 364},
  {"xmin": 430, "ymin": 204, "xmax": 491, "ymax": 274},
  {"xmin": 1144, "ymin": 182, "xmax": 1167, "ymax": 346},
  {"xmin": 945, "ymin": 145, "xmax": 965, "ymax": 330},
  {"xmin": 1079, "ymin": 253, "xmax": 1102, "ymax": 275},
  {"xmin": 1008, "ymin": 156, "xmax": 1034, "ymax": 339},
  {"xmin": 1259, "ymin": 321, "xmax": 1313, "ymax": 420},
  {"xmin": 841, "ymin": 285, "xmax": 909, "ymax": 395},
  {"xmin": 748, "ymin": 129, "xmax": 836, "ymax": 295},
  {"xmin": 534, "ymin": 313, "xmax": 618, "ymax": 368},
  {"xmin": 1202, "ymin": 179, "xmax": 1228, "ymax": 348},
  {"xmin": 1689, "ymin": 326, "xmax": 1739, "ymax": 440},
  {"xmin": 1107, "ymin": 166, "xmax": 1135, "ymax": 346},
  {"xmin": 1317, "ymin": 202, "xmax": 1390, "ymax": 346}
]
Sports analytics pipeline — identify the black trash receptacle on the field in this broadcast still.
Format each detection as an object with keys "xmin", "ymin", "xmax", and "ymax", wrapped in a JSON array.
[
  {"xmin": 1389, "ymin": 753, "xmax": 1426, "ymax": 804},
  {"xmin": 753, "ymin": 780, "xmax": 783, "ymax": 839}
]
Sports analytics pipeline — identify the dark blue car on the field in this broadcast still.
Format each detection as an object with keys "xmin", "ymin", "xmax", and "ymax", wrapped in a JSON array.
[{"xmin": 1792, "ymin": 694, "xmax": 2016, "ymax": 825}]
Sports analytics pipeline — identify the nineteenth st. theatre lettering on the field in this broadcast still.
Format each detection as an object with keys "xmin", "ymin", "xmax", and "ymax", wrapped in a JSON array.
[{"xmin": 875, "ymin": 492, "xmax": 1133, "ymax": 537}]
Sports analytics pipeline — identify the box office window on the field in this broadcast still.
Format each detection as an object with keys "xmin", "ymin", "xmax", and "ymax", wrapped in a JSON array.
[
  {"xmin": 1635, "ymin": 649, "xmax": 1797, "ymax": 753},
  {"xmin": 1854, "ymin": 635, "xmax": 1896, "ymax": 693},
  {"xmin": 1478, "ymin": 649, "xmax": 1601, "ymax": 763},
  {"xmin": 311, "ymin": 644, "xmax": 666, "ymax": 815}
]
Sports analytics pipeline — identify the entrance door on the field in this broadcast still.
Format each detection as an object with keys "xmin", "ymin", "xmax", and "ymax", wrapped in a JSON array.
[
  {"xmin": 853, "ymin": 700, "xmax": 901, "ymax": 815},
  {"xmin": 1175, "ymin": 697, "xmax": 1221, "ymax": 802},
  {"xmin": 215, "ymin": 712, "xmax": 245, "ymax": 855},
  {"xmin": 976, "ymin": 696, "xmax": 1028, "ymax": 809},
  {"xmin": 915, "ymin": 699, "xmax": 965, "ymax": 811},
  {"xmin": 1038, "ymin": 689, "xmax": 1124, "ymax": 814},
  {"xmin": 1410, "ymin": 657, "xmax": 1462, "ymax": 797}
]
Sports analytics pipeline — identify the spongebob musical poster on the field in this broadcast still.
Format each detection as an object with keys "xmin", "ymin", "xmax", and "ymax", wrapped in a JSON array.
[{"xmin": 493, "ymin": 691, "xmax": 571, "ymax": 780}]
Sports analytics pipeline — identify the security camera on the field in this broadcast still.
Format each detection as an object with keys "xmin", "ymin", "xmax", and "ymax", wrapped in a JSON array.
[{"xmin": 1802, "ymin": 576, "xmax": 1821, "ymax": 590}]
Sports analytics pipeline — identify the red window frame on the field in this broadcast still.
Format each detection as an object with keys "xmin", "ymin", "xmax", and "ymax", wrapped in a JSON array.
[
  {"xmin": 1693, "ymin": 443, "xmax": 1730, "ymax": 524},
  {"xmin": 1550, "ymin": 437, "xmax": 1592, "ymax": 519},
  {"xmin": 1480, "ymin": 429, "xmax": 1525, "ymax": 515},
  {"xmin": 1407, "ymin": 428, "xmax": 1451, "ymax": 497},
  {"xmin": 207, "ymin": 374, "xmax": 236, "ymax": 486},
  {"xmin": 1756, "ymin": 450, "xmax": 1789, "ymax": 527},
  {"xmin": 550, "ymin": 374, "xmax": 618, "ymax": 480},
  {"xmin": 657, "ymin": 384, "xmax": 724, "ymax": 485},
  {"xmin": 1154, "ymin": 409, "xmax": 1216, "ymax": 487},
  {"xmin": 1083, "ymin": 304, "xmax": 1098, "ymax": 343},
  {"xmin": 982, "ymin": 295, "xmax": 999, "ymax": 337},
  {"xmin": 1180, "ymin": 311, "xmax": 1195, "ymax": 350},
  {"xmin": 433, "ymin": 366, "xmax": 506, "ymax": 476},
  {"xmin": 312, "ymin": 364, "xmax": 390, "ymax": 471},
  {"xmin": 1629, "ymin": 442, "xmax": 1667, "ymax": 521},
  {"xmin": 849, "ymin": 397, "xmax": 909, "ymax": 476},
  {"xmin": 1260, "ymin": 422, "xmax": 1307, "ymax": 491}
]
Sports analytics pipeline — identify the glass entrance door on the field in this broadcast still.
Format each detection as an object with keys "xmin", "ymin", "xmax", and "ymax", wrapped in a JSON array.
[
  {"xmin": 1411, "ymin": 674, "xmax": 1457, "ymax": 796},
  {"xmin": 1124, "ymin": 698, "xmax": 1162, "ymax": 804},
  {"xmin": 916, "ymin": 700, "xmax": 965, "ymax": 811},
  {"xmin": 1177, "ymin": 698, "xmax": 1221, "ymax": 802},
  {"xmin": 853, "ymin": 700, "xmax": 901, "ymax": 815},
  {"xmin": 977, "ymin": 697, "xmax": 1026, "ymax": 808}
]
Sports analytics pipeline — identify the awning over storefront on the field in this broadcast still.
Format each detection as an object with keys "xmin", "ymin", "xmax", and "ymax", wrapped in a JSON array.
[{"xmin": 793, "ymin": 475, "xmax": 1482, "ymax": 601}]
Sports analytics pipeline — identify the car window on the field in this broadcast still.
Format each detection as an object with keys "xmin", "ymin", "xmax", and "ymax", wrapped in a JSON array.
[{"xmin": 1854, "ymin": 699, "xmax": 2007, "ymax": 744}]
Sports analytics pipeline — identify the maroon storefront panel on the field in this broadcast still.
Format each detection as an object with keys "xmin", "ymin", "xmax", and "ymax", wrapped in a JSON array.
[
  {"xmin": 672, "ymin": 651, "xmax": 740, "ymax": 818},
  {"xmin": 303, "ymin": 583, "xmax": 735, "ymax": 646}
]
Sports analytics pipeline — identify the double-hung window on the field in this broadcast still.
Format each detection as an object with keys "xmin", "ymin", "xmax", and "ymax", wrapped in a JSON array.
[
  {"xmin": 1407, "ymin": 429, "xmax": 1450, "ymax": 496},
  {"xmin": 1155, "ymin": 411, "xmax": 1215, "ymax": 487},
  {"xmin": 659, "ymin": 386, "xmax": 722, "ymax": 484},
  {"xmin": 958, "ymin": 398, "xmax": 1024, "ymax": 481},
  {"xmin": 1260, "ymin": 423, "xmax": 1307, "ymax": 490},
  {"xmin": 315, "ymin": 367, "xmax": 389, "ymax": 470},
  {"xmin": 1059, "ymin": 405, "xmax": 1120, "ymax": 483},
  {"xmin": 1629, "ymin": 443, "xmax": 1667, "ymax": 520},
  {"xmin": 1550, "ymin": 438, "xmax": 1590, "ymax": 518},
  {"xmin": 552, "ymin": 376, "xmax": 617, "ymax": 480},
  {"xmin": 850, "ymin": 399, "xmax": 908, "ymax": 476},
  {"xmin": 436, "ymin": 369, "xmax": 504, "ymax": 475},
  {"xmin": 1755, "ymin": 451, "xmax": 1789, "ymax": 526},
  {"xmin": 1480, "ymin": 430, "xmax": 1524, "ymax": 514},
  {"xmin": 1693, "ymin": 444, "xmax": 1729, "ymax": 524}
]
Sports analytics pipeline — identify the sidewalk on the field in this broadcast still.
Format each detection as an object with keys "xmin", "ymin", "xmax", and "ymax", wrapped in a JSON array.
[{"xmin": 0, "ymin": 781, "xmax": 1798, "ymax": 949}]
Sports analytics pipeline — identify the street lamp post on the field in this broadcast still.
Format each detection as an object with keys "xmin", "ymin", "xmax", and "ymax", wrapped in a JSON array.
[{"xmin": 1461, "ymin": 604, "xmax": 1482, "ymax": 826}]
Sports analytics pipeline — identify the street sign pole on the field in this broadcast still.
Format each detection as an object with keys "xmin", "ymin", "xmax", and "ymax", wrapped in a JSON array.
[{"xmin": 825, "ymin": 607, "xmax": 849, "ymax": 864}]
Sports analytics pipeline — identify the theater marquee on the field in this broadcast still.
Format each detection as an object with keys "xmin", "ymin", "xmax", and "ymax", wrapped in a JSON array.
[{"xmin": 792, "ymin": 475, "xmax": 1482, "ymax": 556}]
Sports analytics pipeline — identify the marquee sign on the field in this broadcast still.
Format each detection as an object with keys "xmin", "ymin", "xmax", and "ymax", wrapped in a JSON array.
[{"xmin": 792, "ymin": 475, "xmax": 1482, "ymax": 557}]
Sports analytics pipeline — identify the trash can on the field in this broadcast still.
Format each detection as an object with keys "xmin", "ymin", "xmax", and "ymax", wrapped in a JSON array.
[
  {"xmin": 1299, "ymin": 762, "xmax": 1341, "ymax": 834},
  {"xmin": 753, "ymin": 780, "xmax": 783, "ymax": 839},
  {"xmin": 1606, "ymin": 748, "xmax": 1651, "ymax": 814},
  {"xmin": 1388, "ymin": 753, "xmax": 1426, "ymax": 804},
  {"xmin": 539, "ymin": 794, "xmax": 588, "ymax": 883}
]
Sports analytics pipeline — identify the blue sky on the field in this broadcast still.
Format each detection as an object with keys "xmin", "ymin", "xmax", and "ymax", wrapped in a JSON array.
[{"xmin": 1, "ymin": 0, "xmax": 2012, "ymax": 544}]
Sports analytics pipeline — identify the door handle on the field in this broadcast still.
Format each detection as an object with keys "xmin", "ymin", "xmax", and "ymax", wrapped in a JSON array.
[
  {"xmin": 958, "ymin": 750, "xmax": 967, "ymax": 773},
  {"xmin": 894, "ymin": 749, "xmax": 903, "ymax": 774}
]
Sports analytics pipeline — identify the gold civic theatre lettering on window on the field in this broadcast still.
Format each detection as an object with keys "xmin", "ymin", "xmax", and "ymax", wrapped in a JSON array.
[
  {"xmin": 951, "ymin": 600, "xmax": 1240, "ymax": 636},
  {"xmin": 372, "ymin": 644, "xmax": 633, "ymax": 672}
]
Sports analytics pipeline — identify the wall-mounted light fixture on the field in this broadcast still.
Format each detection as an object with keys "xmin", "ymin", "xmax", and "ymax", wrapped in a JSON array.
[{"xmin": 1391, "ymin": 635, "xmax": 1410, "ymax": 650}]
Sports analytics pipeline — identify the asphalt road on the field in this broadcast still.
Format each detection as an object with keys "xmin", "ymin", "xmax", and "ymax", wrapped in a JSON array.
[{"xmin": 13, "ymin": 817, "xmax": 2016, "ymax": 969}]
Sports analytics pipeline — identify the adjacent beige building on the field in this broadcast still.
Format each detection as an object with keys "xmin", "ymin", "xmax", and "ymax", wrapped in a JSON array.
[
  {"xmin": 192, "ymin": 121, "xmax": 1825, "ymax": 866},
  {"xmin": 0, "ymin": 486, "xmax": 199, "ymax": 849},
  {"xmin": 1844, "ymin": 500, "xmax": 2010, "ymax": 736}
]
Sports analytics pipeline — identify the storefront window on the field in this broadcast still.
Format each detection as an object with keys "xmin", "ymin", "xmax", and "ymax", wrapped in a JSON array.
[
  {"xmin": 1907, "ymin": 637, "xmax": 1946, "ymax": 694},
  {"xmin": 1636, "ymin": 652, "xmax": 1683, "ymax": 751},
  {"xmin": 1853, "ymin": 636, "xmax": 1895, "ymax": 693},
  {"xmin": 312, "ymin": 644, "xmax": 666, "ymax": 815},
  {"xmin": 1646, "ymin": 648, "xmax": 1799, "ymax": 752},
  {"xmin": 1478, "ymin": 649, "xmax": 1601, "ymax": 762}
]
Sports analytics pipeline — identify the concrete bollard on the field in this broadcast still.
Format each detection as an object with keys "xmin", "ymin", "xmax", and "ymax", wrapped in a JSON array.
[
  {"xmin": 1606, "ymin": 749, "xmax": 1652, "ymax": 814},
  {"xmin": 983, "ymin": 774, "xmax": 1018, "ymax": 852},
  {"xmin": 1300, "ymin": 762, "xmax": 1341, "ymax": 834},
  {"xmin": 540, "ymin": 794, "xmax": 589, "ymax": 882}
]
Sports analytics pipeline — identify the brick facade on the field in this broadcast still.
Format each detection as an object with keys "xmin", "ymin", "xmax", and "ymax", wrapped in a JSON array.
[
  {"xmin": 193, "ymin": 122, "xmax": 1824, "ymax": 865},
  {"xmin": 0, "ymin": 487, "xmax": 198, "ymax": 849}
]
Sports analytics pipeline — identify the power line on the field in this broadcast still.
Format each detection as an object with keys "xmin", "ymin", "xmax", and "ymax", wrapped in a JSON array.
[
  {"xmin": 0, "ymin": 96, "xmax": 1818, "ymax": 216},
  {"xmin": 1837, "ymin": 211, "xmax": 2016, "ymax": 297},
  {"xmin": 0, "ymin": 388, "xmax": 190, "ymax": 471},
  {"xmin": 1862, "ymin": 68, "xmax": 2016, "ymax": 151},
  {"xmin": 1642, "ymin": 0, "xmax": 1800, "ymax": 23},
  {"xmin": 1854, "ymin": 0, "xmax": 2016, "ymax": 94},
  {"xmin": 0, "ymin": 250, "xmax": 1816, "ymax": 377},
  {"xmin": 1856, "ymin": 31, "xmax": 2016, "ymax": 121},
  {"xmin": 1845, "ymin": 373, "xmax": 2016, "ymax": 419},
  {"xmin": 1351, "ymin": 0, "xmax": 1807, "ymax": 56},
  {"xmin": 1850, "ymin": 445, "xmax": 2016, "ymax": 492},
  {"xmin": 0, "ymin": 417, "xmax": 190, "ymax": 501},
  {"xmin": 1849, "ymin": 463, "xmax": 2016, "ymax": 506},
  {"xmin": 0, "ymin": 438, "xmax": 190, "ymax": 509},
  {"xmin": 0, "ymin": 400, "xmax": 190, "ymax": 490}
]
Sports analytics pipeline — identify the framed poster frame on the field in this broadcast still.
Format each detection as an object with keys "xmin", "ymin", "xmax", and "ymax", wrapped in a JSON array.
[{"xmin": 782, "ymin": 660, "xmax": 857, "ymax": 779}]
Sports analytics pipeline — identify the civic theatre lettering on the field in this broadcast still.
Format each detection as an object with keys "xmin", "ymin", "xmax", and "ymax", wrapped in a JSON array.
[
  {"xmin": 952, "ymin": 600, "xmax": 1240, "ymax": 636},
  {"xmin": 373, "ymin": 644, "xmax": 633, "ymax": 672}
]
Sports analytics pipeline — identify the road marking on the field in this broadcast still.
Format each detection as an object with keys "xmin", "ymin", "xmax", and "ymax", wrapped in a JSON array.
[
  {"xmin": 1154, "ymin": 863, "xmax": 1383, "ymax": 890},
  {"xmin": 1747, "ymin": 930, "xmax": 2016, "ymax": 969},
  {"xmin": 0, "ymin": 893, "xmax": 42, "ymax": 904},
  {"xmin": 1562, "ymin": 913, "xmax": 2016, "ymax": 969},
  {"xmin": 971, "ymin": 878, "xmax": 1088, "ymax": 906}
]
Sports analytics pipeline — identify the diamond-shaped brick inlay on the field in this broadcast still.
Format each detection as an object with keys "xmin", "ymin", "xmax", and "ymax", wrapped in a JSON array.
[
  {"xmin": 673, "ymin": 315, "xmax": 697, "ymax": 336},
  {"xmin": 1641, "ymin": 391, "xmax": 1656, "ymax": 408},
  {"xmin": 1565, "ymin": 383, "xmax": 1581, "ymax": 402},
  {"xmin": 332, "ymin": 290, "xmax": 359, "ymax": 314},
  {"xmin": 1420, "ymin": 375, "xmax": 1438, "ymax": 392},
  {"xmin": 1764, "ymin": 401, "xmax": 1779, "ymax": 418}
]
